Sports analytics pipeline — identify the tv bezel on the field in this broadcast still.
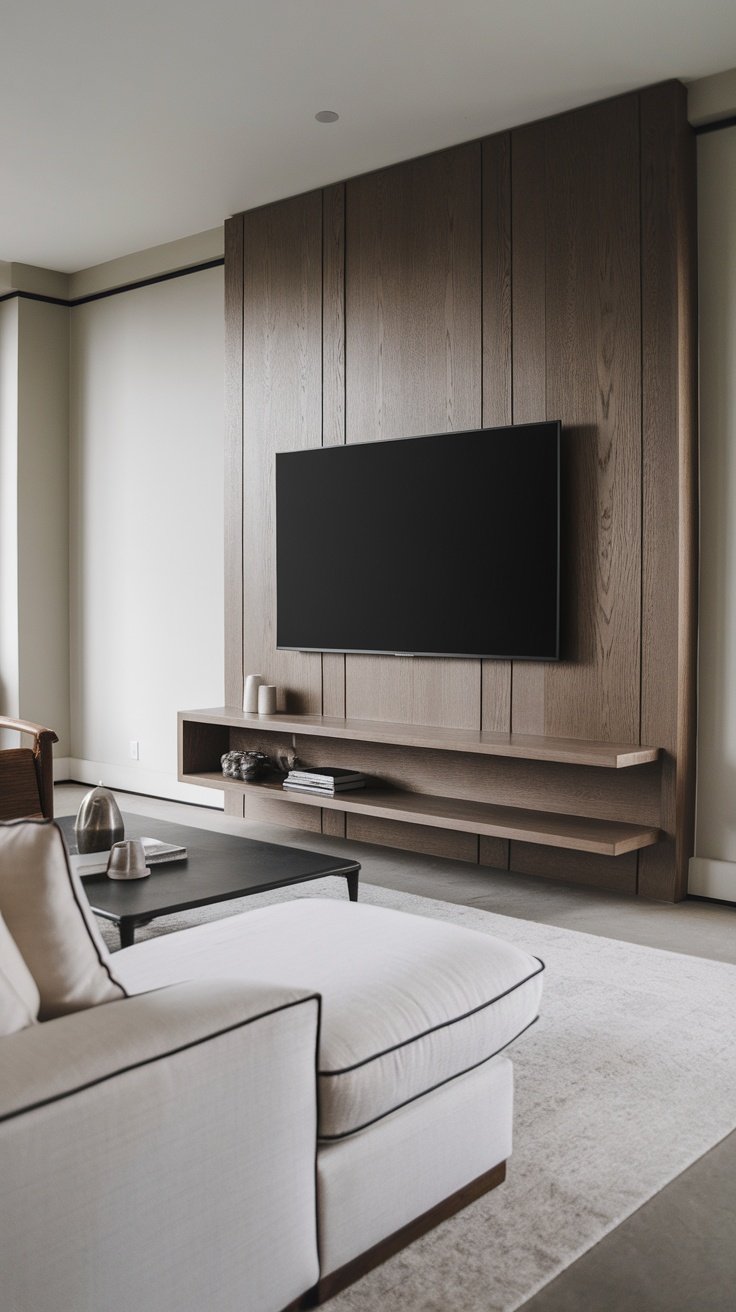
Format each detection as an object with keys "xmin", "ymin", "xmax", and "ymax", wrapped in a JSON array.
[{"xmin": 276, "ymin": 421, "xmax": 561, "ymax": 662}]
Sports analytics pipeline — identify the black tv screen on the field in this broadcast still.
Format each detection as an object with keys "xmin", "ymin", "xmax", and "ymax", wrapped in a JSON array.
[{"xmin": 276, "ymin": 422, "xmax": 560, "ymax": 661}]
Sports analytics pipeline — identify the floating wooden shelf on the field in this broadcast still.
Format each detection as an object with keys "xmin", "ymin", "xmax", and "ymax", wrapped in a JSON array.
[
  {"xmin": 179, "ymin": 708, "xmax": 665, "ymax": 862},
  {"xmin": 184, "ymin": 772, "xmax": 660, "ymax": 857},
  {"xmin": 181, "ymin": 708, "xmax": 660, "ymax": 769}
]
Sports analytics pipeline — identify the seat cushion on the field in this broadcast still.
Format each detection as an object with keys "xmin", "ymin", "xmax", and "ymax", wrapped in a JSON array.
[
  {"xmin": 116, "ymin": 898, "xmax": 544, "ymax": 1139},
  {"xmin": 0, "ymin": 820, "xmax": 127, "ymax": 1020},
  {"xmin": 0, "ymin": 909, "xmax": 40, "ymax": 1035}
]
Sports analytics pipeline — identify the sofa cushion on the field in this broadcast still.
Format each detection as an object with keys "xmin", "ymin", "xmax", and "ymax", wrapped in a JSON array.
[
  {"xmin": 115, "ymin": 898, "xmax": 544, "ymax": 1139},
  {"xmin": 0, "ymin": 820, "xmax": 127, "ymax": 1020},
  {"xmin": 0, "ymin": 909, "xmax": 40, "ymax": 1035}
]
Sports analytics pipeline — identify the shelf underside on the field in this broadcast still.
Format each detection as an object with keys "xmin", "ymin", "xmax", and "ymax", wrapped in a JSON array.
[
  {"xmin": 181, "ymin": 708, "xmax": 659, "ymax": 769},
  {"xmin": 186, "ymin": 773, "xmax": 660, "ymax": 857}
]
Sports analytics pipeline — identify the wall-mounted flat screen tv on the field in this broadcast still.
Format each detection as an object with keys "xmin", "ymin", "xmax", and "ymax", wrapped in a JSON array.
[{"xmin": 276, "ymin": 421, "xmax": 560, "ymax": 661}]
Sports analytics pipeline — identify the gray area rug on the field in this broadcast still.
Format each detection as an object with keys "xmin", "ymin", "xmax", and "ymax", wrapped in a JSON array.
[{"xmin": 99, "ymin": 881, "xmax": 736, "ymax": 1311}]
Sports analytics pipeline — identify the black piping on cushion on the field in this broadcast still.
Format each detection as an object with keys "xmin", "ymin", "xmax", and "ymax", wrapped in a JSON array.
[{"xmin": 318, "ymin": 1013, "xmax": 539, "ymax": 1141}]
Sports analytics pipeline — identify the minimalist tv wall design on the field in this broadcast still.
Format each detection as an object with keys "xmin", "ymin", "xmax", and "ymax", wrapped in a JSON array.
[{"xmin": 276, "ymin": 422, "xmax": 560, "ymax": 661}]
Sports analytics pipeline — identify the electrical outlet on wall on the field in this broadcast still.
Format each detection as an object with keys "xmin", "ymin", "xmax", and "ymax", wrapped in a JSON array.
[{"xmin": 129, "ymin": 740, "xmax": 140, "ymax": 761}]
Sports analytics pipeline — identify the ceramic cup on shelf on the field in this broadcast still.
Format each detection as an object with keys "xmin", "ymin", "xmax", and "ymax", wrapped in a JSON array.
[
  {"xmin": 243, "ymin": 673, "xmax": 264, "ymax": 713},
  {"xmin": 257, "ymin": 684, "xmax": 278, "ymax": 715}
]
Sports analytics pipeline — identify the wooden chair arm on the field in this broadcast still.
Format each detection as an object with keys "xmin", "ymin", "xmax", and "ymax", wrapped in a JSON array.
[
  {"xmin": 0, "ymin": 718, "xmax": 58, "ymax": 819},
  {"xmin": 0, "ymin": 717, "xmax": 59, "ymax": 747}
]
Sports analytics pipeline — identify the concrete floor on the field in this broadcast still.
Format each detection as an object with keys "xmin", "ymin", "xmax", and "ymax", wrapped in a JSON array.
[{"xmin": 57, "ymin": 783, "xmax": 736, "ymax": 1311}]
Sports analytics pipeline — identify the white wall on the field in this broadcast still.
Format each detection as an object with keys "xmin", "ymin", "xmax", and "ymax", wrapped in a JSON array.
[
  {"xmin": 0, "ymin": 300, "xmax": 20, "ymax": 739},
  {"xmin": 69, "ymin": 264, "xmax": 224, "ymax": 802},
  {"xmin": 17, "ymin": 299, "xmax": 70, "ymax": 754},
  {"xmin": 0, "ymin": 297, "xmax": 70, "ymax": 754},
  {"xmin": 690, "ymin": 119, "xmax": 736, "ymax": 899}
]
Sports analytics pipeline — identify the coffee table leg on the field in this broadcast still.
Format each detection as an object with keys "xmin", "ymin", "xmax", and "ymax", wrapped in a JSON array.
[
  {"xmin": 346, "ymin": 871, "xmax": 359, "ymax": 902},
  {"xmin": 119, "ymin": 921, "xmax": 136, "ymax": 949}
]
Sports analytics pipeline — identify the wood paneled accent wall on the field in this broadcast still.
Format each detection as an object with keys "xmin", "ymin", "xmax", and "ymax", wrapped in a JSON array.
[{"xmin": 224, "ymin": 80, "xmax": 697, "ymax": 899}]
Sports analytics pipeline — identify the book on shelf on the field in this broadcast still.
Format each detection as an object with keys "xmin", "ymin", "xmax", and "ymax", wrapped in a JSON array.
[
  {"xmin": 287, "ymin": 766, "xmax": 365, "ymax": 786},
  {"xmin": 283, "ymin": 779, "xmax": 366, "ymax": 796},
  {"xmin": 70, "ymin": 838, "xmax": 187, "ymax": 878}
]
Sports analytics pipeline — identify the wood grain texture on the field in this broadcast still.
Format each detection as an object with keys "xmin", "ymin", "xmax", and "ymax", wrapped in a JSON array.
[
  {"xmin": 224, "ymin": 215, "xmax": 244, "ymax": 708},
  {"xmin": 321, "ymin": 182, "xmax": 347, "ymax": 724},
  {"xmin": 479, "ymin": 836, "xmax": 510, "ymax": 869},
  {"xmin": 344, "ymin": 144, "xmax": 482, "ymax": 734},
  {"xmin": 322, "ymin": 810, "xmax": 347, "ymax": 838},
  {"xmin": 251, "ymin": 780, "xmax": 659, "ymax": 855},
  {"xmin": 510, "ymin": 843, "xmax": 638, "ymax": 894},
  {"xmin": 242, "ymin": 192, "xmax": 324, "ymax": 716},
  {"xmin": 481, "ymin": 132, "xmax": 513, "ymax": 742},
  {"xmin": 288, "ymin": 735, "xmax": 661, "ymax": 825},
  {"xmin": 345, "ymin": 814, "xmax": 477, "ymax": 861},
  {"xmin": 179, "ymin": 708, "xmax": 660, "ymax": 766},
  {"xmin": 638, "ymin": 82, "xmax": 698, "ymax": 901},
  {"xmin": 513, "ymin": 95, "xmax": 642, "ymax": 747},
  {"xmin": 509, "ymin": 124, "xmax": 548, "ymax": 738},
  {"xmin": 0, "ymin": 750, "xmax": 44, "ymax": 821},
  {"xmin": 482, "ymin": 133, "xmax": 512, "ymax": 428}
]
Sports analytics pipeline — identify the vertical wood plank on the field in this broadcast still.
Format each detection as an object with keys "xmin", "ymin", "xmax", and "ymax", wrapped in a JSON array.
[
  {"xmin": 224, "ymin": 215, "xmax": 244, "ymax": 711},
  {"xmin": 513, "ymin": 97, "xmax": 642, "ymax": 745},
  {"xmin": 509, "ymin": 122, "xmax": 548, "ymax": 737},
  {"xmin": 638, "ymin": 82, "xmax": 698, "ymax": 900},
  {"xmin": 344, "ymin": 144, "xmax": 482, "ymax": 731},
  {"xmin": 241, "ymin": 193, "xmax": 324, "ymax": 829},
  {"xmin": 481, "ymin": 132, "xmax": 513, "ymax": 740},
  {"xmin": 321, "ymin": 181, "xmax": 347, "ymax": 837},
  {"xmin": 482, "ymin": 133, "xmax": 512, "ymax": 429},
  {"xmin": 322, "ymin": 182, "xmax": 347, "ymax": 724},
  {"xmin": 481, "ymin": 132, "xmax": 513, "ymax": 868}
]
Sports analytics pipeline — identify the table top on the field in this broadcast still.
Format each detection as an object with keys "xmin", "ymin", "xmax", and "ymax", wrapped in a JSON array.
[{"xmin": 58, "ymin": 813, "xmax": 359, "ymax": 925}]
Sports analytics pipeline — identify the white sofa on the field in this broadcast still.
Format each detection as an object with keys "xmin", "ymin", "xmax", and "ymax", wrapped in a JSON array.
[{"xmin": 0, "ymin": 820, "xmax": 544, "ymax": 1312}]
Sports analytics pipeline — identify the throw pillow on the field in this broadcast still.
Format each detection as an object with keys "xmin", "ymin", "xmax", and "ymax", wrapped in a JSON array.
[
  {"xmin": 0, "ymin": 909, "xmax": 40, "ymax": 1035},
  {"xmin": 0, "ymin": 819, "xmax": 127, "ymax": 1020}
]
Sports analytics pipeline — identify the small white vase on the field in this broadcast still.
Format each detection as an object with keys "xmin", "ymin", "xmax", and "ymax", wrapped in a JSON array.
[
  {"xmin": 257, "ymin": 684, "xmax": 278, "ymax": 715},
  {"xmin": 243, "ymin": 674, "xmax": 264, "ymax": 713}
]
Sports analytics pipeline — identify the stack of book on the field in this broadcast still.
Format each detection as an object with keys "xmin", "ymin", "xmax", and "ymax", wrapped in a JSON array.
[{"xmin": 283, "ymin": 766, "xmax": 366, "ymax": 797}]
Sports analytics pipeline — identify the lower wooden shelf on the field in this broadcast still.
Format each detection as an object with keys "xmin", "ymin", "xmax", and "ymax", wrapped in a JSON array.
[{"xmin": 183, "ymin": 772, "xmax": 660, "ymax": 858}]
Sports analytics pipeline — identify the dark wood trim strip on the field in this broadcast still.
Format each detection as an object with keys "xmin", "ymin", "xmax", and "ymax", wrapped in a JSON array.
[
  {"xmin": 301, "ymin": 1160, "xmax": 507, "ymax": 1306},
  {"xmin": 0, "ymin": 258, "xmax": 224, "ymax": 309},
  {"xmin": 0, "ymin": 290, "xmax": 69, "ymax": 307},
  {"xmin": 693, "ymin": 114, "xmax": 736, "ymax": 136}
]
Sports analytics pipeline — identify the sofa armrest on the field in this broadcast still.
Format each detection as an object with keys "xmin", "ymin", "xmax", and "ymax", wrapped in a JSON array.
[{"xmin": 0, "ymin": 980, "xmax": 321, "ymax": 1312}]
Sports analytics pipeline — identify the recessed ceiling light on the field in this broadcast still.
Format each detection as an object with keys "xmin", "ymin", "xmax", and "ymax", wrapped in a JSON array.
[{"xmin": 315, "ymin": 110, "xmax": 339, "ymax": 123}]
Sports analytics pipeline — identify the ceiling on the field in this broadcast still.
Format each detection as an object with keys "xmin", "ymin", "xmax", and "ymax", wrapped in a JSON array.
[{"xmin": 2, "ymin": 0, "xmax": 736, "ymax": 273}]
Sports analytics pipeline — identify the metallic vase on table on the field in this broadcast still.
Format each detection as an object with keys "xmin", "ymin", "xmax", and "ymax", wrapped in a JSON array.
[{"xmin": 75, "ymin": 784, "xmax": 124, "ymax": 854}]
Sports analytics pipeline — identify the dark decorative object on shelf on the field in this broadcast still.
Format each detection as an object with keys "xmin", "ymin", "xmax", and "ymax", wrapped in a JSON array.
[
  {"xmin": 75, "ymin": 784, "xmax": 125, "ymax": 854},
  {"xmin": 220, "ymin": 750, "xmax": 271, "ymax": 782},
  {"xmin": 274, "ymin": 746, "xmax": 300, "ymax": 774}
]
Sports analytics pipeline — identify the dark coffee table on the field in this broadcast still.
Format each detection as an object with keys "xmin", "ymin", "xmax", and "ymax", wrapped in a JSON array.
[{"xmin": 58, "ymin": 813, "xmax": 360, "ymax": 948}]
